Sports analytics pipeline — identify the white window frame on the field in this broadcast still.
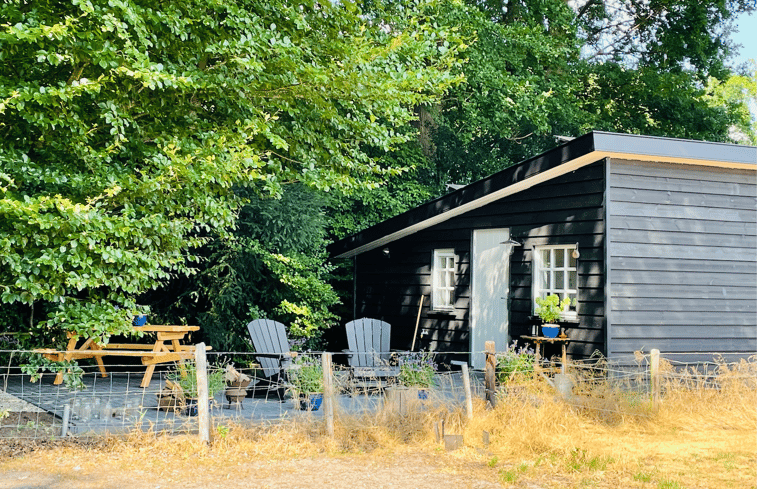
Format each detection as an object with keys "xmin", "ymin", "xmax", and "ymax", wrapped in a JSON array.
[
  {"xmin": 432, "ymin": 249, "xmax": 456, "ymax": 311},
  {"xmin": 533, "ymin": 244, "xmax": 578, "ymax": 320}
]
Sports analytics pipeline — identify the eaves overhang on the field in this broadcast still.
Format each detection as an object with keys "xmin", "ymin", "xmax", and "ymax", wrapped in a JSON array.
[{"xmin": 328, "ymin": 132, "xmax": 757, "ymax": 259}]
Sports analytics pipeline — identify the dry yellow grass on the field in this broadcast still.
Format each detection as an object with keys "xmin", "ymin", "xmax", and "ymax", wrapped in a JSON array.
[{"xmin": 0, "ymin": 360, "xmax": 755, "ymax": 489}]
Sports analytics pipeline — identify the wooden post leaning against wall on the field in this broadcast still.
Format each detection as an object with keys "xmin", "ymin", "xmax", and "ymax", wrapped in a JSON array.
[
  {"xmin": 650, "ymin": 349, "xmax": 660, "ymax": 410},
  {"xmin": 322, "ymin": 352, "xmax": 335, "ymax": 438},
  {"xmin": 195, "ymin": 342, "xmax": 211, "ymax": 444},
  {"xmin": 484, "ymin": 341, "xmax": 497, "ymax": 409}
]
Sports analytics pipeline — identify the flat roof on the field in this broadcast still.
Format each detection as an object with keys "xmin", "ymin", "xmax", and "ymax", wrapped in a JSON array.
[{"xmin": 328, "ymin": 131, "xmax": 757, "ymax": 259}]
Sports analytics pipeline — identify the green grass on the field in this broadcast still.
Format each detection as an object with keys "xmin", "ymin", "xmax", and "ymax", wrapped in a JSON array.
[
  {"xmin": 633, "ymin": 468, "xmax": 656, "ymax": 483},
  {"xmin": 657, "ymin": 480, "xmax": 684, "ymax": 489},
  {"xmin": 714, "ymin": 452, "xmax": 737, "ymax": 471},
  {"xmin": 566, "ymin": 448, "xmax": 614, "ymax": 472},
  {"xmin": 498, "ymin": 462, "xmax": 529, "ymax": 484}
]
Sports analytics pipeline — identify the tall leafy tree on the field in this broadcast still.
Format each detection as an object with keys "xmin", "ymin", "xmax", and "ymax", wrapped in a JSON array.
[
  {"xmin": 0, "ymin": 0, "xmax": 463, "ymax": 347},
  {"xmin": 573, "ymin": 0, "xmax": 756, "ymax": 80},
  {"xmin": 423, "ymin": 0, "xmax": 757, "ymax": 189},
  {"xmin": 153, "ymin": 185, "xmax": 340, "ymax": 353}
]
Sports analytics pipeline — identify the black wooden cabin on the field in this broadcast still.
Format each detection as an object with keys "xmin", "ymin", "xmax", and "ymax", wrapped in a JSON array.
[{"xmin": 328, "ymin": 132, "xmax": 757, "ymax": 367}]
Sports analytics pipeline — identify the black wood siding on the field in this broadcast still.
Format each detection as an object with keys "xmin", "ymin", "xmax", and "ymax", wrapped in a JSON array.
[{"xmin": 354, "ymin": 159, "xmax": 607, "ymax": 364}]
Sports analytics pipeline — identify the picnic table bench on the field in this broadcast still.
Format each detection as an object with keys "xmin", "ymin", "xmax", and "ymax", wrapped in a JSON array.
[{"xmin": 35, "ymin": 325, "xmax": 211, "ymax": 388}]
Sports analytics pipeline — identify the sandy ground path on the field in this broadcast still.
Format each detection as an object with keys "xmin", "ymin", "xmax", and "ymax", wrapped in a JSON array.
[{"xmin": 0, "ymin": 451, "xmax": 505, "ymax": 489}]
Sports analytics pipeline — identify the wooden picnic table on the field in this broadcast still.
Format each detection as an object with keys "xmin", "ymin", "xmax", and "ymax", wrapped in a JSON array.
[{"xmin": 35, "ymin": 325, "xmax": 211, "ymax": 388}]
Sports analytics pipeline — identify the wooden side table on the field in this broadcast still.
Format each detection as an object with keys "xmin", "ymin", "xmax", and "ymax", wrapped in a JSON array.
[{"xmin": 520, "ymin": 335, "xmax": 571, "ymax": 374}]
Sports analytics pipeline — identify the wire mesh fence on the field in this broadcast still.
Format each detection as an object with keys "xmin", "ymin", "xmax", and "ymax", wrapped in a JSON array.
[{"xmin": 1, "ymin": 347, "xmax": 754, "ymax": 440}]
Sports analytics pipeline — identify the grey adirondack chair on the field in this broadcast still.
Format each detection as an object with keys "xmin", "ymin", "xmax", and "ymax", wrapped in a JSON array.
[
  {"xmin": 246, "ymin": 319, "xmax": 294, "ymax": 399},
  {"xmin": 344, "ymin": 318, "xmax": 400, "ymax": 383}
]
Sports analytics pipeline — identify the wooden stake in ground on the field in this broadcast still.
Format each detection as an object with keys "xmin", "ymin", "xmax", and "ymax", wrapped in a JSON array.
[
  {"xmin": 451, "ymin": 360, "xmax": 473, "ymax": 420},
  {"xmin": 485, "ymin": 341, "xmax": 497, "ymax": 409},
  {"xmin": 650, "ymin": 348, "xmax": 660, "ymax": 409},
  {"xmin": 411, "ymin": 296, "xmax": 424, "ymax": 352},
  {"xmin": 322, "ymin": 352, "xmax": 334, "ymax": 438},
  {"xmin": 195, "ymin": 342, "xmax": 210, "ymax": 444}
]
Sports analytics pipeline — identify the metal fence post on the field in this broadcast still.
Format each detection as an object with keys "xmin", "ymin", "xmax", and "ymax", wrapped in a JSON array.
[{"xmin": 195, "ymin": 343, "xmax": 210, "ymax": 444}]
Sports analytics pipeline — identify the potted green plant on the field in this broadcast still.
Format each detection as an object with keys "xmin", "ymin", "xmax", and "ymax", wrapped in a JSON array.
[
  {"xmin": 534, "ymin": 294, "xmax": 571, "ymax": 338},
  {"xmin": 287, "ymin": 355, "xmax": 324, "ymax": 411},
  {"xmin": 164, "ymin": 361, "xmax": 226, "ymax": 416}
]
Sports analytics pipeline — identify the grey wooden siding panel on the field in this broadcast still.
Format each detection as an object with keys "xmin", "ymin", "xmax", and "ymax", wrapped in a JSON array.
[
  {"xmin": 611, "ymin": 297, "xmax": 756, "ymax": 312},
  {"xmin": 609, "ymin": 160, "xmax": 754, "ymax": 183},
  {"xmin": 610, "ymin": 171, "xmax": 757, "ymax": 197},
  {"xmin": 607, "ymin": 159, "xmax": 757, "ymax": 359},
  {"xmin": 611, "ymin": 187, "xmax": 757, "ymax": 209},
  {"xmin": 612, "ymin": 257, "xmax": 755, "ymax": 273},
  {"xmin": 611, "ymin": 338, "xmax": 755, "ymax": 353},
  {"xmin": 609, "ymin": 242, "xmax": 755, "ymax": 262},
  {"xmin": 610, "ymin": 228, "xmax": 755, "ymax": 247},
  {"xmin": 608, "ymin": 201, "xmax": 755, "ymax": 222},
  {"xmin": 610, "ymin": 217, "xmax": 755, "ymax": 236}
]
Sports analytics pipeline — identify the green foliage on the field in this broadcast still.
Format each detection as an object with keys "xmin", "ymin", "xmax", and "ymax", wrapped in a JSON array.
[
  {"xmin": 705, "ymin": 62, "xmax": 757, "ymax": 145},
  {"xmin": 577, "ymin": 63, "xmax": 738, "ymax": 141},
  {"xmin": 534, "ymin": 294, "xmax": 571, "ymax": 324},
  {"xmin": 160, "ymin": 185, "xmax": 341, "ymax": 352},
  {"xmin": 20, "ymin": 355, "xmax": 85, "ymax": 391},
  {"xmin": 574, "ymin": 0, "xmax": 756, "ymax": 81},
  {"xmin": 496, "ymin": 341, "xmax": 535, "ymax": 383},
  {"xmin": 166, "ymin": 361, "xmax": 226, "ymax": 398},
  {"xmin": 417, "ymin": 0, "xmax": 754, "ymax": 197},
  {"xmin": 432, "ymin": 0, "xmax": 584, "ymax": 184},
  {"xmin": 287, "ymin": 355, "xmax": 323, "ymax": 395},
  {"xmin": 326, "ymin": 142, "xmax": 434, "ymax": 240},
  {"xmin": 0, "ymin": 0, "xmax": 462, "ymax": 347},
  {"xmin": 398, "ymin": 351, "xmax": 437, "ymax": 388}
]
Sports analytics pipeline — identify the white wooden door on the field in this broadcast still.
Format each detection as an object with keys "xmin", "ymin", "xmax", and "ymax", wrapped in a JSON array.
[{"xmin": 470, "ymin": 228, "xmax": 511, "ymax": 369}]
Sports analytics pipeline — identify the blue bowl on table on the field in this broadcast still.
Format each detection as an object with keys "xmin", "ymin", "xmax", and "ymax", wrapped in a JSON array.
[{"xmin": 541, "ymin": 325, "xmax": 560, "ymax": 338}]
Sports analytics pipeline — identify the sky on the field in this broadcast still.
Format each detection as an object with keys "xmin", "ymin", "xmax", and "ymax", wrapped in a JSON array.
[
  {"xmin": 731, "ymin": 10, "xmax": 757, "ymax": 123},
  {"xmin": 731, "ymin": 10, "xmax": 757, "ymax": 68}
]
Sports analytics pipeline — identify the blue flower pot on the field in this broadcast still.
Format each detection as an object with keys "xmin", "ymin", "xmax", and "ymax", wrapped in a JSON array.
[
  {"xmin": 542, "ymin": 325, "xmax": 560, "ymax": 338},
  {"xmin": 297, "ymin": 393, "xmax": 323, "ymax": 411},
  {"xmin": 133, "ymin": 314, "xmax": 147, "ymax": 327}
]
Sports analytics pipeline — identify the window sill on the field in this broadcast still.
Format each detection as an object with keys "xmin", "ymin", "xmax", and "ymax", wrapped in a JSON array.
[{"xmin": 428, "ymin": 309, "xmax": 456, "ymax": 317}]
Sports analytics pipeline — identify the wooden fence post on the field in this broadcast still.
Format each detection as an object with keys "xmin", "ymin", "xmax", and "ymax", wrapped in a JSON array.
[
  {"xmin": 451, "ymin": 360, "xmax": 474, "ymax": 420},
  {"xmin": 461, "ymin": 362, "xmax": 474, "ymax": 419},
  {"xmin": 650, "ymin": 349, "xmax": 660, "ymax": 409},
  {"xmin": 195, "ymin": 343, "xmax": 210, "ymax": 444},
  {"xmin": 322, "ymin": 352, "xmax": 334, "ymax": 438},
  {"xmin": 485, "ymin": 341, "xmax": 497, "ymax": 409}
]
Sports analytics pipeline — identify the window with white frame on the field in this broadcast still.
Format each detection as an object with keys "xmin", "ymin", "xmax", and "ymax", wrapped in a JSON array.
[
  {"xmin": 432, "ymin": 249, "xmax": 456, "ymax": 310},
  {"xmin": 533, "ymin": 245, "xmax": 578, "ymax": 319}
]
